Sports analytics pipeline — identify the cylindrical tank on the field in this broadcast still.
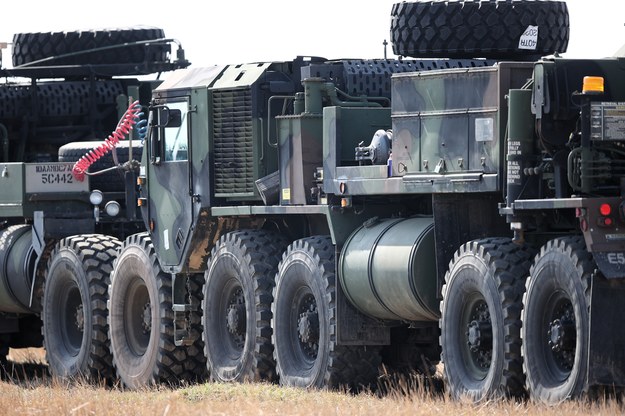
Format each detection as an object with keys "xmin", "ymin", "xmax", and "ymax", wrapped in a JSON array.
[
  {"xmin": 338, "ymin": 217, "xmax": 439, "ymax": 322},
  {"xmin": 0, "ymin": 225, "xmax": 37, "ymax": 314}
]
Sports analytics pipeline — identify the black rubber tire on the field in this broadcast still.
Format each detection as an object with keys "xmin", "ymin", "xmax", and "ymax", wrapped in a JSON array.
[
  {"xmin": 108, "ymin": 233, "xmax": 202, "ymax": 388},
  {"xmin": 272, "ymin": 236, "xmax": 381, "ymax": 390},
  {"xmin": 522, "ymin": 237, "xmax": 592, "ymax": 404},
  {"xmin": 12, "ymin": 27, "xmax": 168, "ymax": 67},
  {"xmin": 440, "ymin": 238, "xmax": 535, "ymax": 401},
  {"xmin": 0, "ymin": 224, "xmax": 35, "ymax": 313},
  {"xmin": 202, "ymin": 230, "xmax": 288, "ymax": 382},
  {"xmin": 58, "ymin": 141, "xmax": 143, "ymax": 192},
  {"xmin": 390, "ymin": 0, "xmax": 569, "ymax": 60},
  {"xmin": 42, "ymin": 234, "xmax": 121, "ymax": 382},
  {"xmin": 0, "ymin": 334, "xmax": 10, "ymax": 370},
  {"xmin": 183, "ymin": 272, "xmax": 209, "ymax": 383}
]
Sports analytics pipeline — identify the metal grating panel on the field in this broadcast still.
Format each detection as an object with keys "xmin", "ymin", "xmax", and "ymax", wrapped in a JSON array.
[{"xmin": 213, "ymin": 88, "xmax": 254, "ymax": 196}]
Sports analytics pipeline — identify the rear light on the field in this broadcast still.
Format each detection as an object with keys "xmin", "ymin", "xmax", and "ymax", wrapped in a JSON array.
[
  {"xmin": 596, "ymin": 203, "xmax": 615, "ymax": 228},
  {"xmin": 600, "ymin": 203, "xmax": 612, "ymax": 216},
  {"xmin": 598, "ymin": 217, "xmax": 614, "ymax": 227}
]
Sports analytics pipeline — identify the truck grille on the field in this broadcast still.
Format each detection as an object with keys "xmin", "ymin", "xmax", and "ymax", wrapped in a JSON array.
[{"xmin": 213, "ymin": 88, "xmax": 254, "ymax": 197}]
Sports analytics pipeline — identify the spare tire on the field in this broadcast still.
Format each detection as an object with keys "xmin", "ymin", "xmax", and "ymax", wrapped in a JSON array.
[
  {"xmin": 390, "ymin": 0, "xmax": 569, "ymax": 60},
  {"xmin": 58, "ymin": 140, "xmax": 143, "ymax": 192},
  {"xmin": 12, "ymin": 27, "xmax": 169, "ymax": 67}
]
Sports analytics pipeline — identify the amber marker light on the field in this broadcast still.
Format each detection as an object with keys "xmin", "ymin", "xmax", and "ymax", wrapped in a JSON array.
[{"xmin": 582, "ymin": 76, "xmax": 604, "ymax": 94}]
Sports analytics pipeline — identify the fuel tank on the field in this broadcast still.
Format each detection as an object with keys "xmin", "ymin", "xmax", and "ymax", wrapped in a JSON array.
[{"xmin": 338, "ymin": 217, "xmax": 439, "ymax": 322}]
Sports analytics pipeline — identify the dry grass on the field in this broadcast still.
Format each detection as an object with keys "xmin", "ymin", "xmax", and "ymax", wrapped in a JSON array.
[{"xmin": 1, "ymin": 348, "xmax": 623, "ymax": 416}]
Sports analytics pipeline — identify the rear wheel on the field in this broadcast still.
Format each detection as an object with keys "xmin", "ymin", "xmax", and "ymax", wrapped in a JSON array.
[
  {"xmin": 108, "ymin": 233, "xmax": 197, "ymax": 388},
  {"xmin": 390, "ymin": 0, "xmax": 569, "ymax": 60},
  {"xmin": 441, "ymin": 238, "xmax": 534, "ymax": 401},
  {"xmin": 43, "ymin": 234, "xmax": 120, "ymax": 381},
  {"xmin": 202, "ymin": 230, "xmax": 287, "ymax": 382},
  {"xmin": 522, "ymin": 237, "xmax": 591, "ymax": 404},
  {"xmin": 272, "ymin": 236, "xmax": 381, "ymax": 390}
]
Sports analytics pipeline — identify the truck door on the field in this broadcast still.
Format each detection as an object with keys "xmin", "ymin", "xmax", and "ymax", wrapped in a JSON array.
[{"xmin": 145, "ymin": 98, "xmax": 193, "ymax": 269}]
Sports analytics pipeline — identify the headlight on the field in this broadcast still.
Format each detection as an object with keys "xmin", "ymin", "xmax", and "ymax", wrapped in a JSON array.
[
  {"xmin": 105, "ymin": 201, "xmax": 121, "ymax": 217},
  {"xmin": 89, "ymin": 190, "xmax": 103, "ymax": 205}
]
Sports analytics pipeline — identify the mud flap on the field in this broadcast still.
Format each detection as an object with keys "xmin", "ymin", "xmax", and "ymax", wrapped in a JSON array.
[{"xmin": 587, "ymin": 275, "xmax": 625, "ymax": 387}]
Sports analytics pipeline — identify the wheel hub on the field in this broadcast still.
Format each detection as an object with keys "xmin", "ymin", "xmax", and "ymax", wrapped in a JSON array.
[
  {"xmin": 142, "ymin": 302, "xmax": 151, "ymax": 334},
  {"xmin": 74, "ymin": 303, "xmax": 84, "ymax": 332},
  {"xmin": 467, "ymin": 319, "xmax": 492, "ymax": 352},
  {"xmin": 225, "ymin": 287, "xmax": 246, "ymax": 349},
  {"xmin": 465, "ymin": 300, "xmax": 492, "ymax": 369},
  {"xmin": 296, "ymin": 294, "xmax": 319, "ymax": 360},
  {"xmin": 298, "ymin": 310, "xmax": 319, "ymax": 344},
  {"xmin": 548, "ymin": 318, "xmax": 575, "ymax": 352},
  {"xmin": 546, "ymin": 299, "xmax": 576, "ymax": 372},
  {"xmin": 227, "ymin": 303, "xmax": 246, "ymax": 335}
]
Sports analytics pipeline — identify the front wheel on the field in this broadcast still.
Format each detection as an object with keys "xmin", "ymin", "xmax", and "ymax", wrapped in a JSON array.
[
  {"xmin": 522, "ymin": 237, "xmax": 592, "ymax": 404},
  {"xmin": 272, "ymin": 236, "xmax": 380, "ymax": 390},
  {"xmin": 43, "ymin": 234, "xmax": 120, "ymax": 381},
  {"xmin": 108, "ymin": 233, "xmax": 199, "ymax": 388},
  {"xmin": 440, "ymin": 238, "xmax": 534, "ymax": 401}
]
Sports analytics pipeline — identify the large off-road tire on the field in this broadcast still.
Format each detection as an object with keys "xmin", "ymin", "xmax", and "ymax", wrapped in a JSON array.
[
  {"xmin": 390, "ymin": 0, "xmax": 569, "ymax": 60},
  {"xmin": 272, "ymin": 236, "xmax": 381, "ymax": 390},
  {"xmin": 43, "ymin": 234, "xmax": 121, "ymax": 381},
  {"xmin": 202, "ymin": 230, "xmax": 288, "ymax": 382},
  {"xmin": 522, "ymin": 237, "xmax": 592, "ymax": 404},
  {"xmin": 12, "ymin": 27, "xmax": 168, "ymax": 67},
  {"xmin": 440, "ymin": 238, "xmax": 535, "ymax": 401},
  {"xmin": 184, "ymin": 273, "xmax": 209, "ymax": 383},
  {"xmin": 58, "ymin": 141, "xmax": 143, "ymax": 192},
  {"xmin": 108, "ymin": 233, "xmax": 202, "ymax": 388}
]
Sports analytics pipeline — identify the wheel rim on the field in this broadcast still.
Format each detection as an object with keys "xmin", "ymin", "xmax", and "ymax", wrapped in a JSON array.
[
  {"xmin": 59, "ymin": 282, "xmax": 83, "ymax": 357},
  {"xmin": 291, "ymin": 286, "xmax": 319, "ymax": 367},
  {"xmin": 543, "ymin": 290, "xmax": 576, "ymax": 382},
  {"xmin": 124, "ymin": 277, "xmax": 151, "ymax": 356},
  {"xmin": 460, "ymin": 292, "xmax": 492, "ymax": 381},
  {"xmin": 221, "ymin": 279, "xmax": 246, "ymax": 357}
]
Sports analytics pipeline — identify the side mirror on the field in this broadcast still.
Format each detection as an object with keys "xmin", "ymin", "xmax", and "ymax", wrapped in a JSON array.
[
  {"xmin": 148, "ymin": 105, "xmax": 183, "ymax": 164},
  {"xmin": 152, "ymin": 106, "xmax": 182, "ymax": 128}
]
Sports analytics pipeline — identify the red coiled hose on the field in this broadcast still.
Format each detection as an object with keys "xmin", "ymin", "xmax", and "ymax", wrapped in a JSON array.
[{"xmin": 72, "ymin": 100, "xmax": 142, "ymax": 181}]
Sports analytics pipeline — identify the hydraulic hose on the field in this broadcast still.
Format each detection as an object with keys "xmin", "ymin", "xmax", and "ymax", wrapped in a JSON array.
[{"xmin": 72, "ymin": 100, "xmax": 142, "ymax": 181}]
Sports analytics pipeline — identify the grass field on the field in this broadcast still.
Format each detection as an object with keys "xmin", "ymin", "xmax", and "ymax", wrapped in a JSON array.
[{"xmin": 1, "ymin": 348, "xmax": 623, "ymax": 416}]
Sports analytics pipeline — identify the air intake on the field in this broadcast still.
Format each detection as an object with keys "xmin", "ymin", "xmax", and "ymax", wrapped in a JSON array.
[{"xmin": 213, "ymin": 88, "xmax": 254, "ymax": 197}]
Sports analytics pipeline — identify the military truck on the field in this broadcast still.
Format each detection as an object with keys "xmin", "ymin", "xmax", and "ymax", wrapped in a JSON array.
[
  {"xmin": 0, "ymin": 27, "xmax": 195, "ymax": 380},
  {"xmin": 99, "ymin": 0, "xmax": 625, "ymax": 403},
  {"xmin": 4, "ymin": 0, "xmax": 623, "ymax": 405}
]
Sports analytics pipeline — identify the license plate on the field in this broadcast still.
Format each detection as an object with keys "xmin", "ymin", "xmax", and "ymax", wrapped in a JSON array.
[{"xmin": 25, "ymin": 162, "xmax": 89, "ymax": 193}]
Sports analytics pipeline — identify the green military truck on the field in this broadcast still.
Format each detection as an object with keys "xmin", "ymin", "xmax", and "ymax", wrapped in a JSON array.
[
  {"xmin": 0, "ymin": 27, "xmax": 194, "ymax": 380},
  {"xmin": 3, "ymin": 0, "xmax": 625, "ymax": 405},
  {"xmin": 104, "ymin": 0, "xmax": 625, "ymax": 403}
]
